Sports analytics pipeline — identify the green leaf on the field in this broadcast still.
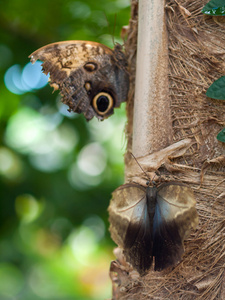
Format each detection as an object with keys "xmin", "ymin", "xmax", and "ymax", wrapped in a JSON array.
[
  {"xmin": 206, "ymin": 76, "xmax": 225, "ymax": 100},
  {"xmin": 217, "ymin": 127, "xmax": 225, "ymax": 143},
  {"xmin": 202, "ymin": 0, "xmax": 225, "ymax": 16}
]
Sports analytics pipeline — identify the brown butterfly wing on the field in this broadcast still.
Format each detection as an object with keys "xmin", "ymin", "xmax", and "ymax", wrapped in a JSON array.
[
  {"xmin": 153, "ymin": 182, "xmax": 198, "ymax": 271},
  {"xmin": 29, "ymin": 41, "xmax": 129, "ymax": 120},
  {"xmin": 123, "ymin": 202, "xmax": 153, "ymax": 275},
  {"xmin": 108, "ymin": 184, "xmax": 153, "ymax": 275}
]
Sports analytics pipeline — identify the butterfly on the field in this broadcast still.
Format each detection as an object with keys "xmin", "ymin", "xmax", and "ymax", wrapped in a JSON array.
[
  {"xmin": 29, "ymin": 41, "xmax": 129, "ymax": 121},
  {"xmin": 108, "ymin": 181, "xmax": 198, "ymax": 275}
]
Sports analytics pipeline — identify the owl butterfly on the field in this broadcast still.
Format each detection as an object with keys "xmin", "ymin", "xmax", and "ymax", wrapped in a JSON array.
[
  {"xmin": 108, "ymin": 180, "xmax": 198, "ymax": 275},
  {"xmin": 29, "ymin": 41, "xmax": 129, "ymax": 121}
]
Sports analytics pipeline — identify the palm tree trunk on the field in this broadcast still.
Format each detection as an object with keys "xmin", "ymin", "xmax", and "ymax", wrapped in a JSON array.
[{"xmin": 110, "ymin": 0, "xmax": 225, "ymax": 299}]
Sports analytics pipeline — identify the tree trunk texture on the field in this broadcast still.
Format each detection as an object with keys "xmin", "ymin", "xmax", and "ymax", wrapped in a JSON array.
[{"xmin": 110, "ymin": 0, "xmax": 225, "ymax": 299}]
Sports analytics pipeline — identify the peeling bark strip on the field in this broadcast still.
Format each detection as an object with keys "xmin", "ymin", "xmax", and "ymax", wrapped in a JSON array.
[
  {"xmin": 110, "ymin": 0, "xmax": 225, "ymax": 299},
  {"xmin": 133, "ymin": 0, "xmax": 172, "ymax": 157}
]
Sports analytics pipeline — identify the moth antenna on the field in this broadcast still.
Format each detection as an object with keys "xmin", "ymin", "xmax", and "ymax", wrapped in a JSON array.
[
  {"xmin": 151, "ymin": 173, "xmax": 157, "ymax": 186},
  {"xmin": 130, "ymin": 153, "xmax": 151, "ymax": 183}
]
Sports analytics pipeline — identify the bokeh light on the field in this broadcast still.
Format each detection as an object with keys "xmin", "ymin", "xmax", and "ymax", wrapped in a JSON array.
[
  {"xmin": 15, "ymin": 194, "xmax": 43, "ymax": 223},
  {"xmin": 4, "ymin": 62, "xmax": 48, "ymax": 95},
  {"xmin": 78, "ymin": 143, "xmax": 107, "ymax": 176},
  {"xmin": 22, "ymin": 62, "xmax": 49, "ymax": 90},
  {"xmin": 0, "ymin": 0, "xmax": 130, "ymax": 299},
  {"xmin": 0, "ymin": 147, "xmax": 23, "ymax": 181},
  {"xmin": 5, "ymin": 107, "xmax": 78, "ymax": 172}
]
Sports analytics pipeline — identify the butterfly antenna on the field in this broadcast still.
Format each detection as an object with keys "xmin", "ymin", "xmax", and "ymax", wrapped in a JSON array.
[{"xmin": 130, "ymin": 153, "xmax": 151, "ymax": 182}]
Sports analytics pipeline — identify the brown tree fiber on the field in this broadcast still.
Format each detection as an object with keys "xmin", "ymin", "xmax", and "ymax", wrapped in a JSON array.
[{"xmin": 110, "ymin": 0, "xmax": 225, "ymax": 299}]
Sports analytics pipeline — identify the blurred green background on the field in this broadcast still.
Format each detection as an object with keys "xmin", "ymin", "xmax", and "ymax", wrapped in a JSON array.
[{"xmin": 0, "ymin": 0, "xmax": 130, "ymax": 299}]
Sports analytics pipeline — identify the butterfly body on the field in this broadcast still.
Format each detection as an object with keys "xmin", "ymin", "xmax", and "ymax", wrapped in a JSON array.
[
  {"xmin": 29, "ymin": 41, "xmax": 129, "ymax": 120},
  {"xmin": 146, "ymin": 186, "xmax": 157, "ymax": 218},
  {"xmin": 108, "ymin": 182, "xmax": 198, "ymax": 275}
]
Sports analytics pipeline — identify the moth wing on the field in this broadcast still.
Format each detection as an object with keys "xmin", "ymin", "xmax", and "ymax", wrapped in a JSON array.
[
  {"xmin": 108, "ymin": 184, "xmax": 153, "ymax": 275},
  {"xmin": 29, "ymin": 41, "xmax": 129, "ymax": 120},
  {"xmin": 124, "ymin": 204, "xmax": 153, "ymax": 275},
  {"xmin": 29, "ymin": 40, "xmax": 113, "ymax": 74},
  {"xmin": 108, "ymin": 184, "xmax": 146, "ymax": 248},
  {"xmin": 153, "ymin": 183, "xmax": 198, "ymax": 271}
]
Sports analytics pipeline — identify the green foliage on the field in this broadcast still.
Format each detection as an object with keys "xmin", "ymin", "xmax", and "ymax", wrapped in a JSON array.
[
  {"xmin": 206, "ymin": 76, "xmax": 225, "ymax": 143},
  {"xmin": 206, "ymin": 76, "xmax": 225, "ymax": 100},
  {"xmin": 202, "ymin": 0, "xmax": 225, "ymax": 16},
  {"xmin": 0, "ymin": 0, "xmax": 130, "ymax": 299},
  {"xmin": 217, "ymin": 127, "xmax": 225, "ymax": 142}
]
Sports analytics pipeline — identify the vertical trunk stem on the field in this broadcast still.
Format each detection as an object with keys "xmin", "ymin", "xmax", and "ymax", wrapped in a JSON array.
[{"xmin": 132, "ymin": 0, "xmax": 172, "ymax": 157}]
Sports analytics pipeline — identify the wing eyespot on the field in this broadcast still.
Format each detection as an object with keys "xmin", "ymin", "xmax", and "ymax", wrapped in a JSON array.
[
  {"xmin": 84, "ymin": 82, "xmax": 92, "ymax": 95},
  {"xmin": 92, "ymin": 92, "xmax": 114, "ymax": 116},
  {"xmin": 83, "ymin": 62, "xmax": 98, "ymax": 72}
]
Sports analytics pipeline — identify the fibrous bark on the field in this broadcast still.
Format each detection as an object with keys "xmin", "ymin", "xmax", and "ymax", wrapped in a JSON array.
[{"xmin": 110, "ymin": 0, "xmax": 225, "ymax": 299}]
